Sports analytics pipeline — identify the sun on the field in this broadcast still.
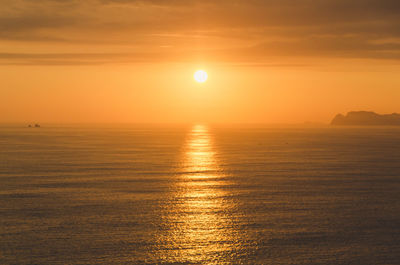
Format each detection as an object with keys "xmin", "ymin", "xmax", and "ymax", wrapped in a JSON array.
[{"xmin": 194, "ymin": 70, "xmax": 208, "ymax": 83}]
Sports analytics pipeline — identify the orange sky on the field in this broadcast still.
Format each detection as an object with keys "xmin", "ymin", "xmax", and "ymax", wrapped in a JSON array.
[{"xmin": 1, "ymin": 0, "xmax": 400, "ymax": 123}]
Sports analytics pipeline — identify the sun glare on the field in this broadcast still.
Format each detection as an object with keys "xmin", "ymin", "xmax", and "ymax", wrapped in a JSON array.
[{"xmin": 194, "ymin": 70, "xmax": 208, "ymax": 83}]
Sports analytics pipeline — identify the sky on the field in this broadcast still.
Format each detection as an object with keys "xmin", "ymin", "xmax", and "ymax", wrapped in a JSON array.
[{"xmin": 1, "ymin": 0, "xmax": 400, "ymax": 123}]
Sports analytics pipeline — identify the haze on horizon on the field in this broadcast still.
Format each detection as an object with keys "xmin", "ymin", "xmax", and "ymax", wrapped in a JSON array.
[{"xmin": 1, "ymin": 0, "xmax": 400, "ymax": 124}]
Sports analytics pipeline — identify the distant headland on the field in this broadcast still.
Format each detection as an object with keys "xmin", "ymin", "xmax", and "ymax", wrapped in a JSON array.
[{"xmin": 331, "ymin": 111, "xmax": 400, "ymax": 126}]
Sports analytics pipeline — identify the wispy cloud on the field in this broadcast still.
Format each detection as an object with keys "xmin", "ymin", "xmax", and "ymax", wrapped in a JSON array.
[{"xmin": 1, "ymin": 0, "xmax": 400, "ymax": 64}]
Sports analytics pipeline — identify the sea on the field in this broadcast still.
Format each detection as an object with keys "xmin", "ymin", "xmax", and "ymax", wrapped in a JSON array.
[{"xmin": 0, "ymin": 124, "xmax": 399, "ymax": 264}]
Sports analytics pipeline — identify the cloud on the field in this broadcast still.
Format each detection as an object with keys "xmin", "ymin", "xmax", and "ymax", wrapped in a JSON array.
[{"xmin": 1, "ymin": 0, "xmax": 400, "ymax": 64}]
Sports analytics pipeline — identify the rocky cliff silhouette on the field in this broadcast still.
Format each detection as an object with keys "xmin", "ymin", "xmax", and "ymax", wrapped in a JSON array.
[{"xmin": 331, "ymin": 111, "xmax": 400, "ymax": 126}]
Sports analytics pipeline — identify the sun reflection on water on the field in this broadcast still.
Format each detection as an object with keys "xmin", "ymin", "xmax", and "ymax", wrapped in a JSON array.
[{"xmin": 156, "ymin": 124, "xmax": 239, "ymax": 264}]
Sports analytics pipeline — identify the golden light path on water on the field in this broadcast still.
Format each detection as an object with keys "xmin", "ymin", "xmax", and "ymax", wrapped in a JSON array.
[{"xmin": 156, "ymin": 125, "xmax": 241, "ymax": 264}]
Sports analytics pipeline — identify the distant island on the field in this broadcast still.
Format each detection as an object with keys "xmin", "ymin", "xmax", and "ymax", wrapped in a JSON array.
[{"xmin": 331, "ymin": 111, "xmax": 400, "ymax": 126}]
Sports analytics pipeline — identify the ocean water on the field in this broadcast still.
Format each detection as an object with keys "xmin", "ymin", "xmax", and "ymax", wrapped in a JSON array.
[{"xmin": 0, "ymin": 124, "xmax": 399, "ymax": 264}]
